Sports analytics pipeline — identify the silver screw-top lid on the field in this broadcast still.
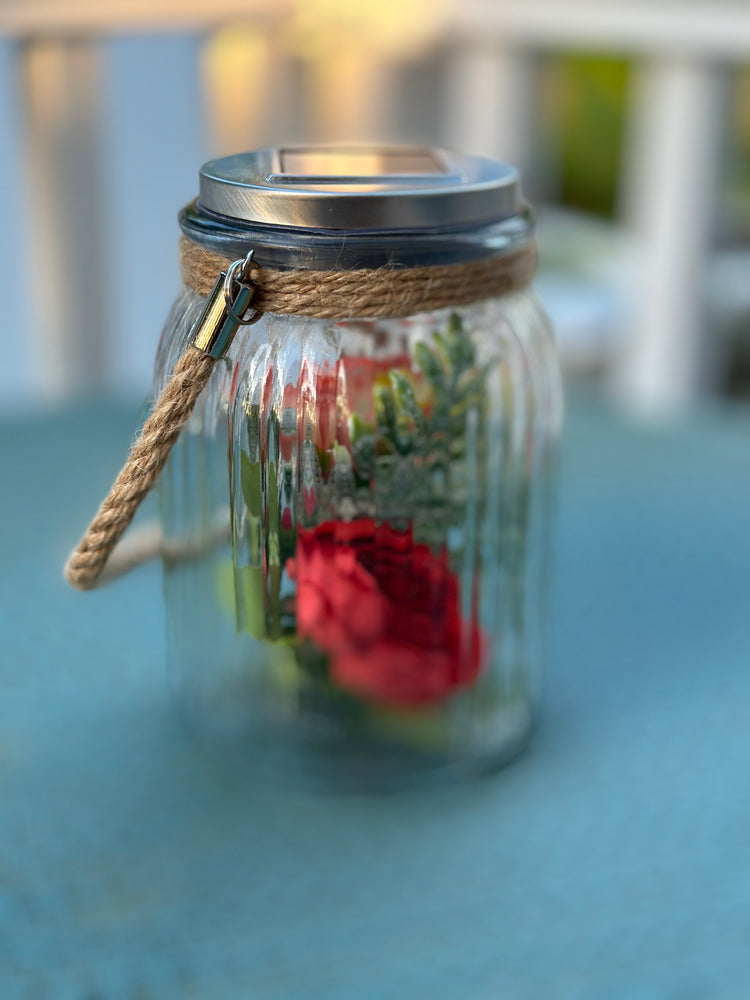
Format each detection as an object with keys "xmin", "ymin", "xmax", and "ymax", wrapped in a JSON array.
[{"xmin": 198, "ymin": 146, "xmax": 521, "ymax": 231}]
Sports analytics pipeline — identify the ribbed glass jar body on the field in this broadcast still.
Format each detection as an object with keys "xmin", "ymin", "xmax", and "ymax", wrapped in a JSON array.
[{"xmin": 155, "ymin": 280, "xmax": 561, "ymax": 789}]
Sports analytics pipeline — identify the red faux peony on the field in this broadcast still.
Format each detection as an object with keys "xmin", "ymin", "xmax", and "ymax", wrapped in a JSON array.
[{"xmin": 287, "ymin": 519, "xmax": 485, "ymax": 707}]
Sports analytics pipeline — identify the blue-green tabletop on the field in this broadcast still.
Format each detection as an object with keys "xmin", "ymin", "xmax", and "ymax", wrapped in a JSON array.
[{"xmin": 2, "ymin": 391, "xmax": 750, "ymax": 999}]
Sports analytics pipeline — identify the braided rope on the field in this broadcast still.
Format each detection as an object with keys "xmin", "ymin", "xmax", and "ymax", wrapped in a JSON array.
[
  {"xmin": 180, "ymin": 237, "xmax": 537, "ymax": 318},
  {"xmin": 64, "ymin": 346, "xmax": 214, "ymax": 590}
]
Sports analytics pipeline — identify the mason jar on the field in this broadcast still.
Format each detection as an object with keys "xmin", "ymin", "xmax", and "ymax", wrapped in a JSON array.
[{"xmin": 153, "ymin": 145, "xmax": 562, "ymax": 790}]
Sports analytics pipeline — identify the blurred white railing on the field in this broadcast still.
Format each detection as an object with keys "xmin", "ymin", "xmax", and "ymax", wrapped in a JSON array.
[
  {"xmin": 446, "ymin": 2, "xmax": 750, "ymax": 413},
  {"xmin": 1, "ymin": 0, "xmax": 749, "ymax": 415}
]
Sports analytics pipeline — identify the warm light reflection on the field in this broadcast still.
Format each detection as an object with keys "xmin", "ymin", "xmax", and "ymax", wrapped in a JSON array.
[
  {"xmin": 280, "ymin": 0, "xmax": 446, "ymax": 61},
  {"xmin": 201, "ymin": 0, "xmax": 449, "ymax": 148},
  {"xmin": 278, "ymin": 148, "xmax": 442, "ymax": 177},
  {"xmin": 201, "ymin": 24, "xmax": 271, "ymax": 154}
]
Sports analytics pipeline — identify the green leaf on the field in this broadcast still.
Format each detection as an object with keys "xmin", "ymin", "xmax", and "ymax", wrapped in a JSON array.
[
  {"xmin": 414, "ymin": 341, "xmax": 446, "ymax": 389},
  {"xmin": 431, "ymin": 330, "xmax": 455, "ymax": 378},
  {"xmin": 269, "ymin": 643, "xmax": 304, "ymax": 691},
  {"xmin": 215, "ymin": 559, "xmax": 237, "ymax": 620},
  {"xmin": 455, "ymin": 367, "xmax": 484, "ymax": 403},
  {"xmin": 352, "ymin": 433, "xmax": 376, "ymax": 480},
  {"xmin": 445, "ymin": 312, "xmax": 476, "ymax": 371},
  {"xmin": 447, "ymin": 311, "xmax": 463, "ymax": 339},
  {"xmin": 374, "ymin": 381, "xmax": 397, "ymax": 440},
  {"xmin": 267, "ymin": 563, "xmax": 282, "ymax": 639},
  {"xmin": 349, "ymin": 412, "xmax": 374, "ymax": 442},
  {"xmin": 240, "ymin": 450, "xmax": 261, "ymax": 516},
  {"xmin": 389, "ymin": 370, "xmax": 429, "ymax": 438},
  {"xmin": 236, "ymin": 565, "xmax": 267, "ymax": 639}
]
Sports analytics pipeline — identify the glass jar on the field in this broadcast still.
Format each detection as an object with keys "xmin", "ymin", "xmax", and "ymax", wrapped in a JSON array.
[{"xmin": 154, "ymin": 146, "xmax": 562, "ymax": 790}]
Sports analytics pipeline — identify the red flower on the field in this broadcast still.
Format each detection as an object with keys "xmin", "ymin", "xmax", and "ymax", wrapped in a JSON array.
[{"xmin": 286, "ymin": 519, "xmax": 485, "ymax": 707}]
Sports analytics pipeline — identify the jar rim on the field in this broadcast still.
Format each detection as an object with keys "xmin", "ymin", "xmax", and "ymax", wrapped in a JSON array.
[
  {"xmin": 179, "ymin": 199, "xmax": 535, "ymax": 272},
  {"xmin": 198, "ymin": 145, "xmax": 522, "ymax": 232}
]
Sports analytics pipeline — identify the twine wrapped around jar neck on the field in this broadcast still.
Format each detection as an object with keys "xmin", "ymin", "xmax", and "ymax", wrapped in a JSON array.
[
  {"xmin": 64, "ymin": 237, "xmax": 537, "ymax": 591},
  {"xmin": 179, "ymin": 236, "xmax": 537, "ymax": 319}
]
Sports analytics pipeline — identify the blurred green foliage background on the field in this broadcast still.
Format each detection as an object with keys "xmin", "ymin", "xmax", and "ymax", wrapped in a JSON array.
[
  {"xmin": 541, "ymin": 55, "xmax": 750, "ymax": 229},
  {"xmin": 542, "ymin": 54, "xmax": 630, "ymax": 218}
]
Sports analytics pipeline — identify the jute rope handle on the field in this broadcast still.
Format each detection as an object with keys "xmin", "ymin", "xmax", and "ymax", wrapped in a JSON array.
[{"xmin": 64, "ymin": 238, "xmax": 536, "ymax": 591}]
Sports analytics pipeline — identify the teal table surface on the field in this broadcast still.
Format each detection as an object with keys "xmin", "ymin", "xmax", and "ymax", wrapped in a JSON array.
[{"xmin": 2, "ymin": 391, "xmax": 750, "ymax": 1000}]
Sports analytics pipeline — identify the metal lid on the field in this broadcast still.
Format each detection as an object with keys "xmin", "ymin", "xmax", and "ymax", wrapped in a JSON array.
[{"xmin": 198, "ymin": 145, "xmax": 520, "ymax": 231}]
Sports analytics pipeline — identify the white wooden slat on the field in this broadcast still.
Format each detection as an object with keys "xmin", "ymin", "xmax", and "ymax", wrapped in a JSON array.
[
  {"xmin": 443, "ymin": 42, "xmax": 534, "ymax": 170},
  {"xmin": 0, "ymin": 43, "xmax": 32, "ymax": 410},
  {"xmin": 305, "ymin": 50, "xmax": 397, "ymax": 144},
  {"xmin": 5, "ymin": 0, "xmax": 750, "ymax": 59},
  {"xmin": 447, "ymin": 1, "xmax": 750, "ymax": 61},
  {"xmin": 201, "ymin": 25, "xmax": 275, "ymax": 156},
  {"xmin": 19, "ymin": 38, "xmax": 107, "ymax": 402},
  {"xmin": 0, "ymin": 0, "xmax": 292, "ymax": 37},
  {"xmin": 104, "ymin": 36, "xmax": 207, "ymax": 398},
  {"xmin": 612, "ymin": 57, "xmax": 727, "ymax": 415}
]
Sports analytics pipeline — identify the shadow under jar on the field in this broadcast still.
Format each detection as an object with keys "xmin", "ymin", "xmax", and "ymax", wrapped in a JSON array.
[{"xmin": 154, "ymin": 145, "xmax": 563, "ymax": 791}]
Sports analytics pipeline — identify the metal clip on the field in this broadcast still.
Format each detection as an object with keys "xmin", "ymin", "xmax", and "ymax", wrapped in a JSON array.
[{"xmin": 191, "ymin": 250, "xmax": 263, "ymax": 359}]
